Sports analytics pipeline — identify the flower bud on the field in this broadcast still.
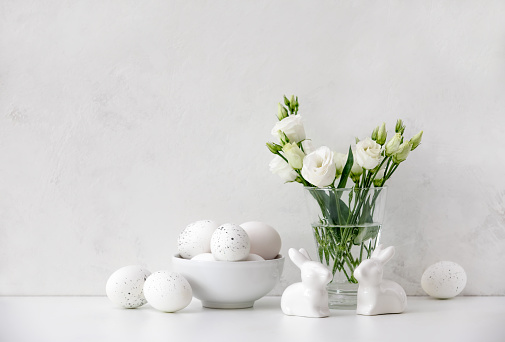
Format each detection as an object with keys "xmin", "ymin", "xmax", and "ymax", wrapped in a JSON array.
[
  {"xmin": 282, "ymin": 142, "xmax": 305, "ymax": 169},
  {"xmin": 266, "ymin": 142, "xmax": 282, "ymax": 154},
  {"xmin": 277, "ymin": 103, "xmax": 288, "ymax": 120},
  {"xmin": 392, "ymin": 142, "xmax": 412, "ymax": 164},
  {"xmin": 373, "ymin": 168, "xmax": 385, "ymax": 186},
  {"xmin": 377, "ymin": 122, "xmax": 387, "ymax": 145},
  {"xmin": 334, "ymin": 152, "xmax": 347, "ymax": 177},
  {"xmin": 385, "ymin": 133, "xmax": 402, "ymax": 156},
  {"xmin": 395, "ymin": 119, "xmax": 405, "ymax": 135},
  {"xmin": 279, "ymin": 131, "xmax": 290, "ymax": 145},
  {"xmin": 371, "ymin": 126, "xmax": 379, "ymax": 141},
  {"xmin": 410, "ymin": 130, "xmax": 423, "ymax": 150},
  {"xmin": 350, "ymin": 150, "xmax": 363, "ymax": 177},
  {"xmin": 283, "ymin": 95, "xmax": 290, "ymax": 107},
  {"xmin": 289, "ymin": 95, "xmax": 296, "ymax": 112},
  {"xmin": 350, "ymin": 173, "xmax": 361, "ymax": 184}
]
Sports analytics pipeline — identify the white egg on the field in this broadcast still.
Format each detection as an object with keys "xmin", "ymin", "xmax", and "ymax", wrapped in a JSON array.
[
  {"xmin": 144, "ymin": 271, "xmax": 193, "ymax": 312},
  {"xmin": 210, "ymin": 223, "xmax": 251, "ymax": 261},
  {"xmin": 177, "ymin": 220, "xmax": 219, "ymax": 259},
  {"xmin": 240, "ymin": 253, "xmax": 265, "ymax": 261},
  {"xmin": 191, "ymin": 253, "xmax": 216, "ymax": 261},
  {"xmin": 421, "ymin": 261, "xmax": 467, "ymax": 299},
  {"xmin": 240, "ymin": 221, "xmax": 282, "ymax": 260},
  {"xmin": 106, "ymin": 265, "xmax": 151, "ymax": 308}
]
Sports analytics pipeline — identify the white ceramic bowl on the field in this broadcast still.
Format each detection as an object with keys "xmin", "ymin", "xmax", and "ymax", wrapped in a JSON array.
[{"xmin": 172, "ymin": 254, "xmax": 284, "ymax": 309}]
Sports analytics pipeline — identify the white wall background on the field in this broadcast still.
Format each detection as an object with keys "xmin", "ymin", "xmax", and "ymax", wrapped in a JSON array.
[{"xmin": 1, "ymin": 0, "xmax": 504, "ymax": 296}]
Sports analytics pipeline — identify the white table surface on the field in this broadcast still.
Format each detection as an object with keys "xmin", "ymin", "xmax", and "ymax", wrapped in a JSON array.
[{"xmin": 0, "ymin": 296, "xmax": 504, "ymax": 342}]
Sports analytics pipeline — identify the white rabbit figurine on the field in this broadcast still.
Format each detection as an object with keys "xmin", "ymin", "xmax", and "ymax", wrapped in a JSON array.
[
  {"xmin": 281, "ymin": 248, "xmax": 332, "ymax": 318},
  {"xmin": 354, "ymin": 244, "xmax": 407, "ymax": 316}
]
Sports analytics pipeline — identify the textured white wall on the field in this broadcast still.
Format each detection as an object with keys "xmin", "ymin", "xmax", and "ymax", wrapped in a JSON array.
[{"xmin": 1, "ymin": 0, "xmax": 504, "ymax": 295}]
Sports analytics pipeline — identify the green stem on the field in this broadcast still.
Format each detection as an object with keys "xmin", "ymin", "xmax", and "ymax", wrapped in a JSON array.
[
  {"xmin": 309, "ymin": 185, "xmax": 383, "ymax": 284},
  {"xmin": 385, "ymin": 163, "xmax": 399, "ymax": 180},
  {"xmin": 366, "ymin": 157, "xmax": 389, "ymax": 188}
]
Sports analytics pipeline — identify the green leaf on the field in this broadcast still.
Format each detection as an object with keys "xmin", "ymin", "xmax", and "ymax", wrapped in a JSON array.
[
  {"xmin": 353, "ymin": 225, "xmax": 380, "ymax": 245},
  {"xmin": 358, "ymin": 200, "xmax": 373, "ymax": 225},
  {"xmin": 353, "ymin": 227, "xmax": 367, "ymax": 245},
  {"xmin": 335, "ymin": 199, "xmax": 350, "ymax": 225},
  {"xmin": 327, "ymin": 192, "xmax": 338, "ymax": 224},
  {"xmin": 337, "ymin": 146, "xmax": 353, "ymax": 189},
  {"xmin": 363, "ymin": 225, "xmax": 380, "ymax": 241}
]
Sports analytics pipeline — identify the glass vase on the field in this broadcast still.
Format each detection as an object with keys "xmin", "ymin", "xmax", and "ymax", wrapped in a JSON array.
[{"xmin": 304, "ymin": 186, "xmax": 387, "ymax": 309}]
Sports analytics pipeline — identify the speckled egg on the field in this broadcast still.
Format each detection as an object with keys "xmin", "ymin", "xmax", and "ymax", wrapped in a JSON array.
[
  {"xmin": 421, "ymin": 261, "xmax": 467, "ymax": 299},
  {"xmin": 240, "ymin": 221, "xmax": 282, "ymax": 260},
  {"xmin": 210, "ymin": 223, "xmax": 251, "ymax": 261},
  {"xmin": 143, "ymin": 271, "xmax": 193, "ymax": 312},
  {"xmin": 106, "ymin": 265, "xmax": 151, "ymax": 308},
  {"xmin": 177, "ymin": 220, "xmax": 219, "ymax": 259}
]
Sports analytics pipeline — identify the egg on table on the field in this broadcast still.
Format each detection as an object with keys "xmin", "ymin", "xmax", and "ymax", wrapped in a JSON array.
[
  {"xmin": 240, "ymin": 221, "xmax": 281, "ymax": 260},
  {"xmin": 421, "ymin": 261, "xmax": 467, "ymax": 299},
  {"xmin": 177, "ymin": 220, "xmax": 219, "ymax": 259},
  {"xmin": 106, "ymin": 265, "xmax": 151, "ymax": 308},
  {"xmin": 143, "ymin": 271, "xmax": 193, "ymax": 312},
  {"xmin": 210, "ymin": 223, "xmax": 250, "ymax": 261}
]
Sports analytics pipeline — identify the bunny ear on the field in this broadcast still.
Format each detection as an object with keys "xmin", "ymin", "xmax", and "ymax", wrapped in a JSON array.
[
  {"xmin": 288, "ymin": 248, "xmax": 308, "ymax": 268},
  {"xmin": 298, "ymin": 248, "xmax": 312, "ymax": 261},
  {"xmin": 376, "ymin": 246, "xmax": 395, "ymax": 264},
  {"xmin": 371, "ymin": 244, "xmax": 384, "ymax": 259}
]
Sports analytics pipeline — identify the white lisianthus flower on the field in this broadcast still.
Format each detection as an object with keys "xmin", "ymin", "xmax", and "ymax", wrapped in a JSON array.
[
  {"xmin": 271, "ymin": 115, "xmax": 306, "ymax": 143},
  {"xmin": 282, "ymin": 142, "xmax": 305, "ymax": 170},
  {"xmin": 269, "ymin": 156, "xmax": 298, "ymax": 182},
  {"xmin": 334, "ymin": 152, "xmax": 347, "ymax": 177},
  {"xmin": 355, "ymin": 138, "xmax": 383, "ymax": 170},
  {"xmin": 301, "ymin": 140, "xmax": 315, "ymax": 154},
  {"xmin": 301, "ymin": 146, "xmax": 336, "ymax": 187}
]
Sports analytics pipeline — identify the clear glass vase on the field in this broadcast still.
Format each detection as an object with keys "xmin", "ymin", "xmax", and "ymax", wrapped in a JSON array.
[{"xmin": 304, "ymin": 186, "xmax": 387, "ymax": 309}]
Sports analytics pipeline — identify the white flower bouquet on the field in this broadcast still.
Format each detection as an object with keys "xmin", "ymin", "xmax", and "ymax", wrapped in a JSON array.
[{"xmin": 266, "ymin": 95, "xmax": 423, "ymax": 299}]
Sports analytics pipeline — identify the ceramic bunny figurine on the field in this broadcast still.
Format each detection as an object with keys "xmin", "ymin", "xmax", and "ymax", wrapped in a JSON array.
[
  {"xmin": 354, "ymin": 244, "xmax": 407, "ymax": 316},
  {"xmin": 281, "ymin": 248, "xmax": 332, "ymax": 318}
]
